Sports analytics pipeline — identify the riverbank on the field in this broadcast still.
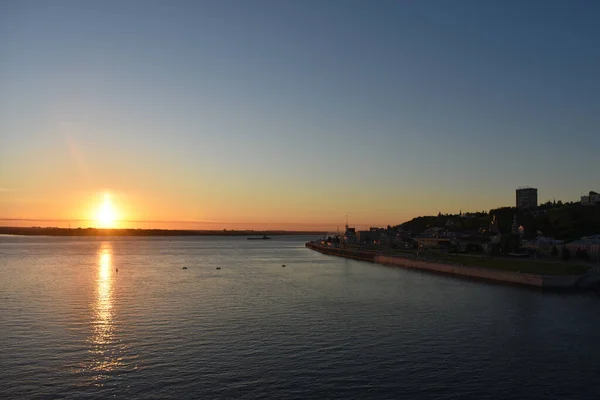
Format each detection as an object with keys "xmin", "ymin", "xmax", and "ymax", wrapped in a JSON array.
[{"xmin": 306, "ymin": 242, "xmax": 600, "ymax": 289}]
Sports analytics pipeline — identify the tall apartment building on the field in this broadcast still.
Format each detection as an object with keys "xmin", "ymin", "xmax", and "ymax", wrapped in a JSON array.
[{"xmin": 516, "ymin": 188, "xmax": 538, "ymax": 210}]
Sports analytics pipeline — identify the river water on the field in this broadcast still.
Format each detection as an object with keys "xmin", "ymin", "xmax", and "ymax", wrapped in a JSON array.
[{"xmin": 1, "ymin": 235, "xmax": 599, "ymax": 399}]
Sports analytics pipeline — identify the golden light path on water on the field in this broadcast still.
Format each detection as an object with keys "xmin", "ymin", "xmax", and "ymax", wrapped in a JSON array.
[{"xmin": 87, "ymin": 242, "xmax": 122, "ymax": 383}]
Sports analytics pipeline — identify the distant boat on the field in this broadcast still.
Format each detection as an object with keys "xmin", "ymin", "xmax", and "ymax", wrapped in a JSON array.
[{"xmin": 247, "ymin": 235, "xmax": 271, "ymax": 240}]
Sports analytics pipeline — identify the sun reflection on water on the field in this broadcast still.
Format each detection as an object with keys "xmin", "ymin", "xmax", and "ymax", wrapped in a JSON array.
[
  {"xmin": 87, "ymin": 242, "xmax": 122, "ymax": 381},
  {"xmin": 95, "ymin": 245, "xmax": 114, "ymax": 346}
]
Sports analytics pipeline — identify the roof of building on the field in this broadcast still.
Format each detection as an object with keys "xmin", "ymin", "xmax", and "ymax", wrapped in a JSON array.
[{"xmin": 570, "ymin": 234, "xmax": 600, "ymax": 244}]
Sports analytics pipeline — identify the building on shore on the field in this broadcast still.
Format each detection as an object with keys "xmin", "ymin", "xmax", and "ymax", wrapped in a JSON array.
[
  {"xmin": 417, "ymin": 236, "xmax": 451, "ymax": 249},
  {"xmin": 566, "ymin": 235, "xmax": 600, "ymax": 261},
  {"xmin": 516, "ymin": 187, "xmax": 538, "ymax": 210},
  {"xmin": 521, "ymin": 237, "xmax": 565, "ymax": 257},
  {"xmin": 452, "ymin": 235, "xmax": 489, "ymax": 253},
  {"xmin": 357, "ymin": 230, "xmax": 381, "ymax": 244},
  {"xmin": 343, "ymin": 227, "xmax": 357, "ymax": 244}
]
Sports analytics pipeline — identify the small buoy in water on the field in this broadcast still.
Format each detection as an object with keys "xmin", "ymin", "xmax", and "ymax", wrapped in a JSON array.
[
  {"xmin": 282, "ymin": 264, "xmax": 286, "ymax": 267},
  {"xmin": 216, "ymin": 267, "xmax": 221, "ymax": 270},
  {"xmin": 182, "ymin": 267, "xmax": 188, "ymax": 270}
]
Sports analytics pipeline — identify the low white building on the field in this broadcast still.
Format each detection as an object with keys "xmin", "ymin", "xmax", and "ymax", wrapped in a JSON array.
[{"xmin": 581, "ymin": 191, "xmax": 600, "ymax": 205}]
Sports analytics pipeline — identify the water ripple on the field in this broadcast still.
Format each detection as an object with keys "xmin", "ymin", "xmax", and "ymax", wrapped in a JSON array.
[{"xmin": 1, "ymin": 236, "xmax": 600, "ymax": 399}]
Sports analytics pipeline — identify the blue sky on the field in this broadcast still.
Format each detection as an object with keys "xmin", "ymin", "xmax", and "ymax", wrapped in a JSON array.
[{"xmin": 1, "ymin": 0, "xmax": 599, "ymax": 229}]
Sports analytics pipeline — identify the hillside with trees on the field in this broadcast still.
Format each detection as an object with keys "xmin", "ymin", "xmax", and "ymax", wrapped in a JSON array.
[{"xmin": 400, "ymin": 203, "xmax": 600, "ymax": 241}]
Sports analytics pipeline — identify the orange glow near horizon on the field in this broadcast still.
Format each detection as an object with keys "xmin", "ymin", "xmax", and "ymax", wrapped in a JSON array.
[
  {"xmin": 0, "ymin": 184, "xmax": 500, "ymax": 231},
  {"xmin": 95, "ymin": 193, "xmax": 119, "ymax": 228}
]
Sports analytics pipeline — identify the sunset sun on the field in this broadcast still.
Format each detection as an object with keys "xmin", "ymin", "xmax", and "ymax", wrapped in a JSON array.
[{"xmin": 95, "ymin": 193, "xmax": 118, "ymax": 228}]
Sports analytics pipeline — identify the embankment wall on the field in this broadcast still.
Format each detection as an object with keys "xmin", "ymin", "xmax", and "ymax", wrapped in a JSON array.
[{"xmin": 306, "ymin": 242, "xmax": 583, "ymax": 289}]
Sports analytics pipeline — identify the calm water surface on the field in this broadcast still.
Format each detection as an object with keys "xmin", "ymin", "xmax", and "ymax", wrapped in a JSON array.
[{"xmin": 1, "ymin": 235, "xmax": 599, "ymax": 399}]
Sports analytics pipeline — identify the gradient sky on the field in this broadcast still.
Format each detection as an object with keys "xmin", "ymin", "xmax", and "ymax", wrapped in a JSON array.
[{"xmin": 1, "ymin": 0, "xmax": 599, "ymax": 230}]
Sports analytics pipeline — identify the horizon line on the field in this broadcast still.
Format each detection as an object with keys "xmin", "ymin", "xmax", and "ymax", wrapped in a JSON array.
[
  {"xmin": 0, "ymin": 227, "xmax": 328, "ymax": 232},
  {"xmin": 0, "ymin": 218, "xmax": 342, "ymax": 228}
]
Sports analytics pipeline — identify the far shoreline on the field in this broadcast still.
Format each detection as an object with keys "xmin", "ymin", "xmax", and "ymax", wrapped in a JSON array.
[{"xmin": 0, "ymin": 226, "xmax": 327, "ymax": 237}]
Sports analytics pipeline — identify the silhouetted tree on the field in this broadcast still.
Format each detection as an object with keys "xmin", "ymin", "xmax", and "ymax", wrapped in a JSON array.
[{"xmin": 562, "ymin": 247, "xmax": 571, "ymax": 261}]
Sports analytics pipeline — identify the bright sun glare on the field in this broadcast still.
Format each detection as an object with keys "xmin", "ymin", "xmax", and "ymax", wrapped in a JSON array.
[{"xmin": 96, "ymin": 193, "xmax": 118, "ymax": 228}]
